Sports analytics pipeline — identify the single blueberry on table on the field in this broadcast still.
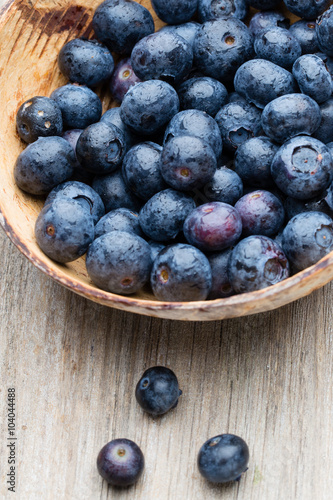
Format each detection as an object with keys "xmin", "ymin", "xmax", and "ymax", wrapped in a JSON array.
[
  {"xmin": 160, "ymin": 135, "xmax": 217, "ymax": 192},
  {"xmin": 316, "ymin": 6, "xmax": 333, "ymax": 57},
  {"xmin": 139, "ymin": 189, "xmax": 196, "ymax": 242},
  {"xmin": 122, "ymin": 142, "xmax": 166, "ymax": 201},
  {"xmin": 183, "ymin": 202, "xmax": 242, "ymax": 252},
  {"xmin": 51, "ymin": 84, "xmax": 102, "ymax": 130},
  {"xmin": 289, "ymin": 20, "xmax": 319, "ymax": 55},
  {"xmin": 234, "ymin": 59, "xmax": 297, "ymax": 110},
  {"xmin": 197, "ymin": 0, "xmax": 248, "ymax": 23},
  {"xmin": 131, "ymin": 31, "xmax": 193, "ymax": 86},
  {"xmin": 177, "ymin": 77, "xmax": 228, "ymax": 117},
  {"xmin": 86, "ymin": 231, "xmax": 152, "ymax": 294},
  {"xmin": 193, "ymin": 18, "xmax": 253, "ymax": 83},
  {"xmin": 249, "ymin": 11, "xmax": 290, "ymax": 38},
  {"xmin": 313, "ymin": 98, "xmax": 333, "ymax": 144},
  {"xmin": 58, "ymin": 38, "xmax": 114, "ymax": 87},
  {"xmin": 100, "ymin": 107, "xmax": 136, "ymax": 150},
  {"xmin": 292, "ymin": 54, "xmax": 333, "ymax": 104},
  {"xmin": 207, "ymin": 249, "xmax": 235, "ymax": 299},
  {"xmin": 270, "ymin": 136, "xmax": 333, "ymax": 200},
  {"xmin": 97, "ymin": 439, "xmax": 144, "ymax": 487},
  {"xmin": 135, "ymin": 366, "xmax": 182, "ymax": 416},
  {"xmin": 94, "ymin": 208, "xmax": 142, "ymax": 239},
  {"xmin": 150, "ymin": 243, "xmax": 212, "ymax": 301},
  {"xmin": 284, "ymin": 0, "xmax": 330, "ymax": 20},
  {"xmin": 16, "ymin": 96, "xmax": 63, "ymax": 144},
  {"xmin": 14, "ymin": 136, "xmax": 75, "ymax": 195},
  {"xmin": 92, "ymin": 170, "xmax": 142, "ymax": 213},
  {"xmin": 228, "ymin": 235, "xmax": 290, "ymax": 293},
  {"xmin": 35, "ymin": 196, "xmax": 95, "ymax": 263},
  {"xmin": 45, "ymin": 181, "xmax": 105, "ymax": 225},
  {"xmin": 76, "ymin": 122, "xmax": 126, "ymax": 175},
  {"xmin": 151, "ymin": 0, "xmax": 198, "ymax": 25},
  {"xmin": 199, "ymin": 167, "xmax": 243, "ymax": 206},
  {"xmin": 92, "ymin": 0, "xmax": 154, "ymax": 55},
  {"xmin": 234, "ymin": 136, "xmax": 277, "ymax": 189},
  {"xmin": 120, "ymin": 80, "xmax": 179, "ymax": 136},
  {"xmin": 261, "ymin": 94, "xmax": 322, "ymax": 144},
  {"xmin": 158, "ymin": 22, "xmax": 200, "ymax": 49},
  {"xmin": 197, "ymin": 434, "xmax": 249, "ymax": 483},
  {"xmin": 282, "ymin": 211, "xmax": 333, "ymax": 272},
  {"xmin": 254, "ymin": 27, "xmax": 302, "ymax": 70},
  {"xmin": 109, "ymin": 58, "xmax": 141, "ymax": 103}
]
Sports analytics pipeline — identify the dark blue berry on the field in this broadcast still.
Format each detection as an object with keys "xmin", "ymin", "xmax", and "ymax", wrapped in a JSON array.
[
  {"xmin": 110, "ymin": 58, "xmax": 141, "ymax": 103},
  {"xmin": 248, "ymin": 0, "xmax": 280, "ymax": 8},
  {"xmin": 16, "ymin": 96, "xmax": 63, "ymax": 144},
  {"xmin": 62, "ymin": 129, "xmax": 93, "ymax": 184},
  {"xmin": 234, "ymin": 136, "xmax": 277, "ymax": 189},
  {"xmin": 151, "ymin": 243, "xmax": 212, "ymax": 301},
  {"xmin": 207, "ymin": 249, "xmax": 235, "ymax": 299},
  {"xmin": 100, "ymin": 107, "xmax": 136, "ymax": 150},
  {"xmin": 120, "ymin": 80, "xmax": 179, "ymax": 136},
  {"xmin": 135, "ymin": 366, "xmax": 182, "ymax": 416},
  {"xmin": 92, "ymin": 0, "xmax": 154, "ymax": 55},
  {"xmin": 228, "ymin": 235, "xmax": 289, "ymax": 293},
  {"xmin": 254, "ymin": 27, "xmax": 301, "ymax": 69},
  {"xmin": 139, "ymin": 189, "xmax": 196, "ymax": 242},
  {"xmin": 51, "ymin": 84, "xmax": 102, "ymax": 129},
  {"xmin": 35, "ymin": 196, "xmax": 95, "ymax": 263},
  {"xmin": 282, "ymin": 211, "xmax": 333, "ymax": 272},
  {"xmin": 249, "ymin": 11, "xmax": 290, "ymax": 38},
  {"xmin": 316, "ymin": 6, "xmax": 333, "ymax": 57},
  {"xmin": 284, "ymin": 192, "xmax": 333, "ymax": 221},
  {"xmin": 86, "ymin": 231, "xmax": 152, "ymax": 294},
  {"xmin": 197, "ymin": 0, "xmax": 248, "ymax": 23},
  {"xmin": 14, "ymin": 136, "xmax": 75, "ymax": 195},
  {"xmin": 271, "ymin": 136, "xmax": 333, "ymax": 200},
  {"xmin": 158, "ymin": 22, "xmax": 200, "ymax": 49},
  {"xmin": 313, "ymin": 98, "xmax": 333, "ymax": 144},
  {"xmin": 58, "ymin": 38, "xmax": 114, "ymax": 87},
  {"xmin": 289, "ymin": 20, "xmax": 319, "ymax": 54},
  {"xmin": 149, "ymin": 241, "xmax": 166, "ymax": 261},
  {"xmin": 315, "ymin": 51, "xmax": 333, "ymax": 78},
  {"xmin": 284, "ymin": 0, "xmax": 330, "ymax": 20},
  {"xmin": 261, "ymin": 94, "xmax": 322, "ymax": 144},
  {"xmin": 292, "ymin": 54, "xmax": 332, "ymax": 104},
  {"xmin": 76, "ymin": 122, "xmax": 126, "ymax": 175},
  {"xmin": 160, "ymin": 135, "xmax": 217, "ymax": 191},
  {"xmin": 94, "ymin": 208, "xmax": 141, "ymax": 239},
  {"xmin": 92, "ymin": 170, "xmax": 142, "ymax": 213},
  {"xmin": 97, "ymin": 439, "xmax": 144, "ymax": 487},
  {"xmin": 199, "ymin": 167, "xmax": 243, "ymax": 205},
  {"xmin": 151, "ymin": 0, "xmax": 198, "ymax": 25},
  {"xmin": 197, "ymin": 434, "xmax": 249, "ymax": 483},
  {"xmin": 234, "ymin": 59, "xmax": 297, "ymax": 109},
  {"xmin": 177, "ymin": 77, "xmax": 228, "ymax": 117},
  {"xmin": 131, "ymin": 32, "xmax": 193, "ymax": 86},
  {"xmin": 183, "ymin": 202, "xmax": 242, "ymax": 252}
]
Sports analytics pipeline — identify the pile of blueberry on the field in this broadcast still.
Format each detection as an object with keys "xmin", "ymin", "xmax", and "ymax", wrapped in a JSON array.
[
  {"xmin": 97, "ymin": 366, "xmax": 249, "ymax": 487},
  {"xmin": 14, "ymin": 0, "xmax": 333, "ymax": 302}
]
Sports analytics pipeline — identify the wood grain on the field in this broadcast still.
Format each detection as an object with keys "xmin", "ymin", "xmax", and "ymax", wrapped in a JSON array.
[{"xmin": 1, "ymin": 226, "xmax": 333, "ymax": 500}]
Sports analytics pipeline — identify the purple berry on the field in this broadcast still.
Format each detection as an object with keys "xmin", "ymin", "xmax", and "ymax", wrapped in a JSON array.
[
  {"xmin": 97, "ymin": 438, "xmax": 144, "ymax": 487},
  {"xmin": 110, "ymin": 58, "xmax": 141, "ymax": 103}
]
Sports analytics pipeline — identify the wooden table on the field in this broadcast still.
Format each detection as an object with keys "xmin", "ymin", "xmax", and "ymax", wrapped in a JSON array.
[{"xmin": 1, "ymin": 225, "xmax": 333, "ymax": 500}]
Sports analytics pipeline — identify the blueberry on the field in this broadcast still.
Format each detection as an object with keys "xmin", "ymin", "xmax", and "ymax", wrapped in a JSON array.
[
  {"xmin": 158, "ymin": 22, "xmax": 200, "ymax": 49},
  {"xmin": 197, "ymin": 0, "xmax": 248, "ymax": 23},
  {"xmin": 261, "ymin": 94, "xmax": 322, "ymax": 144},
  {"xmin": 131, "ymin": 32, "xmax": 193, "ymax": 86},
  {"xmin": 148, "ymin": 241, "xmax": 166, "ymax": 261},
  {"xmin": 92, "ymin": 170, "xmax": 142, "ymax": 213},
  {"xmin": 86, "ymin": 231, "xmax": 152, "ymax": 294},
  {"xmin": 92, "ymin": 0, "xmax": 154, "ymax": 55},
  {"xmin": 135, "ymin": 366, "xmax": 182, "ymax": 416},
  {"xmin": 62, "ymin": 128, "xmax": 82, "ymax": 157},
  {"xmin": 94, "ymin": 208, "xmax": 142, "ymax": 239},
  {"xmin": 254, "ymin": 27, "xmax": 301, "ymax": 69},
  {"xmin": 282, "ymin": 211, "xmax": 333, "ymax": 272},
  {"xmin": 51, "ymin": 84, "xmax": 102, "ymax": 129},
  {"xmin": 325, "ymin": 180, "xmax": 333, "ymax": 209},
  {"xmin": 100, "ymin": 107, "xmax": 136, "ymax": 150},
  {"xmin": 183, "ymin": 202, "xmax": 242, "ymax": 252},
  {"xmin": 316, "ymin": 6, "xmax": 333, "ymax": 57},
  {"xmin": 235, "ymin": 190, "xmax": 285, "ymax": 237},
  {"xmin": 234, "ymin": 59, "xmax": 297, "ymax": 109},
  {"xmin": 197, "ymin": 434, "xmax": 249, "ymax": 483},
  {"xmin": 199, "ymin": 166, "xmax": 243, "ymax": 205},
  {"xmin": 284, "ymin": 0, "xmax": 330, "ymax": 20},
  {"xmin": 215, "ymin": 101, "xmax": 262, "ymax": 153},
  {"xmin": 35, "ymin": 196, "xmax": 95, "ymax": 263},
  {"xmin": 313, "ymin": 98, "xmax": 333, "ymax": 144},
  {"xmin": 164, "ymin": 110, "xmax": 222, "ymax": 160},
  {"xmin": 234, "ymin": 136, "xmax": 277, "ymax": 189},
  {"xmin": 110, "ymin": 58, "xmax": 141, "ymax": 103},
  {"xmin": 177, "ymin": 77, "xmax": 228, "ymax": 117},
  {"xmin": 58, "ymin": 38, "xmax": 114, "ymax": 87},
  {"xmin": 271, "ymin": 136, "xmax": 333, "ymax": 200},
  {"xmin": 227, "ymin": 92, "xmax": 248, "ymax": 105},
  {"xmin": 207, "ymin": 249, "xmax": 235, "ymax": 299},
  {"xmin": 97, "ymin": 439, "xmax": 144, "ymax": 487},
  {"xmin": 120, "ymin": 80, "xmax": 179, "ymax": 136},
  {"xmin": 315, "ymin": 51, "xmax": 333, "ymax": 78},
  {"xmin": 151, "ymin": 0, "xmax": 198, "ymax": 24},
  {"xmin": 160, "ymin": 135, "xmax": 217, "ymax": 192},
  {"xmin": 76, "ymin": 122, "xmax": 126, "ymax": 175},
  {"xmin": 193, "ymin": 18, "xmax": 253, "ymax": 83},
  {"xmin": 16, "ymin": 96, "xmax": 63, "ymax": 144},
  {"xmin": 150, "ymin": 243, "xmax": 212, "ymax": 301},
  {"xmin": 289, "ymin": 20, "xmax": 319, "ymax": 55},
  {"xmin": 292, "ymin": 54, "xmax": 333, "ymax": 104},
  {"xmin": 284, "ymin": 192, "xmax": 333, "ymax": 221},
  {"xmin": 45, "ymin": 181, "xmax": 105, "ymax": 225},
  {"xmin": 122, "ymin": 142, "xmax": 166, "ymax": 200},
  {"xmin": 248, "ymin": 0, "xmax": 280, "ymax": 8},
  {"xmin": 249, "ymin": 11, "xmax": 290, "ymax": 38},
  {"xmin": 62, "ymin": 129, "xmax": 93, "ymax": 184},
  {"xmin": 228, "ymin": 236, "xmax": 289, "ymax": 293},
  {"xmin": 14, "ymin": 136, "xmax": 75, "ymax": 195},
  {"xmin": 139, "ymin": 189, "xmax": 196, "ymax": 242}
]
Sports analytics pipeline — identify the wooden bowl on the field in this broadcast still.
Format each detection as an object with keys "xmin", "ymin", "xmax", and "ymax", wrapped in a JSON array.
[{"xmin": 1, "ymin": 0, "xmax": 333, "ymax": 321}]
